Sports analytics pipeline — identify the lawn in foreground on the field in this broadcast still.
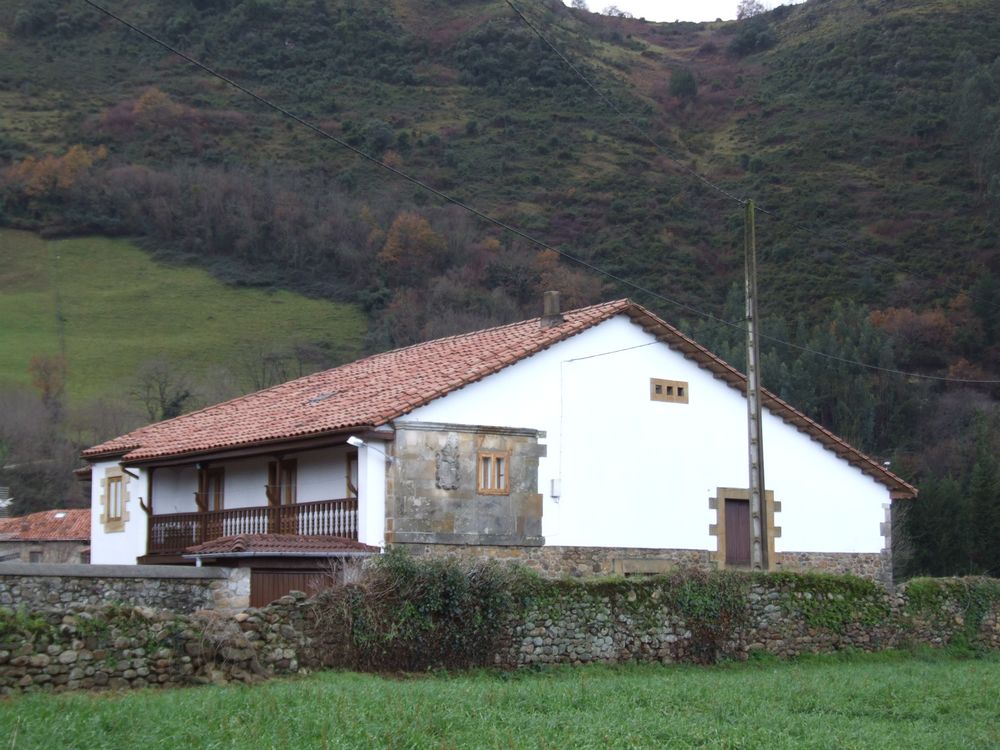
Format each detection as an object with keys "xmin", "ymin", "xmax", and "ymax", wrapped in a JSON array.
[{"xmin": 2, "ymin": 651, "xmax": 998, "ymax": 749}]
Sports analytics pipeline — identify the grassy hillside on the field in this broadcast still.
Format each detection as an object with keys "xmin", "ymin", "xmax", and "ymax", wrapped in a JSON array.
[{"xmin": 0, "ymin": 228, "xmax": 366, "ymax": 402}]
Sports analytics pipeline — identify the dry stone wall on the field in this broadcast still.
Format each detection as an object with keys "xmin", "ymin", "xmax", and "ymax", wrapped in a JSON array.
[
  {"xmin": 1, "ymin": 573, "xmax": 998, "ymax": 696},
  {"xmin": 0, "ymin": 564, "xmax": 249, "ymax": 613}
]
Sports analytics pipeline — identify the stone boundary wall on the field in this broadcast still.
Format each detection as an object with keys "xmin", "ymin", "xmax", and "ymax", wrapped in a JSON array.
[
  {"xmin": 0, "ymin": 564, "xmax": 250, "ymax": 613},
  {"xmin": 1, "ymin": 575, "xmax": 997, "ymax": 696},
  {"xmin": 503, "ymin": 578, "xmax": 1000, "ymax": 666},
  {"xmin": 399, "ymin": 543, "xmax": 888, "ymax": 582}
]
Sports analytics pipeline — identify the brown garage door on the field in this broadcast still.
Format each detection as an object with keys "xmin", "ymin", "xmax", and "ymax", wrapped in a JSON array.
[{"xmin": 250, "ymin": 569, "xmax": 329, "ymax": 608}]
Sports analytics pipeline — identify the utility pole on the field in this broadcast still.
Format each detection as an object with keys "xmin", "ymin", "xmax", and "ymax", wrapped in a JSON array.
[{"xmin": 744, "ymin": 199, "xmax": 768, "ymax": 572}]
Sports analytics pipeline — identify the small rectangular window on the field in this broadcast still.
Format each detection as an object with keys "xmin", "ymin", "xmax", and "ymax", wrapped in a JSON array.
[
  {"xmin": 650, "ymin": 378, "xmax": 689, "ymax": 404},
  {"xmin": 477, "ymin": 451, "xmax": 510, "ymax": 495},
  {"xmin": 29, "ymin": 551, "xmax": 43, "ymax": 563},
  {"xmin": 107, "ymin": 475, "xmax": 123, "ymax": 521}
]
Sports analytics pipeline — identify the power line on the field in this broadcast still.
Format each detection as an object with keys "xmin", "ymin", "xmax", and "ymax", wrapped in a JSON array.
[
  {"xmin": 79, "ymin": 1, "xmax": 1000, "ymax": 385},
  {"xmin": 79, "ymin": 0, "xmax": 736, "ymax": 329}
]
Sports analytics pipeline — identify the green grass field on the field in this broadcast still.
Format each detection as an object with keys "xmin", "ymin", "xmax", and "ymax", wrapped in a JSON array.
[
  {"xmin": 2, "ymin": 652, "xmax": 998, "ymax": 749},
  {"xmin": 0, "ymin": 228, "xmax": 366, "ymax": 402}
]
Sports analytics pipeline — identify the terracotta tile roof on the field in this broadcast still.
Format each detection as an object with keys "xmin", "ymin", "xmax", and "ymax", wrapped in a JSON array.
[
  {"xmin": 0, "ymin": 509, "xmax": 90, "ymax": 542},
  {"xmin": 82, "ymin": 299, "xmax": 632, "ymax": 463},
  {"xmin": 81, "ymin": 298, "xmax": 915, "ymax": 498},
  {"xmin": 183, "ymin": 534, "xmax": 378, "ymax": 557}
]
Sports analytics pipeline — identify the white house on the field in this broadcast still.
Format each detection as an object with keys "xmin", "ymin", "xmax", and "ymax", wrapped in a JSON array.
[{"xmin": 82, "ymin": 296, "xmax": 915, "ymax": 602}]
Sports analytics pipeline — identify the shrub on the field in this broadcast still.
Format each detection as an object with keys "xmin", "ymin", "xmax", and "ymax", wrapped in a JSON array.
[{"xmin": 318, "ymin": 549, "xmax": 530, "ymax": 672}]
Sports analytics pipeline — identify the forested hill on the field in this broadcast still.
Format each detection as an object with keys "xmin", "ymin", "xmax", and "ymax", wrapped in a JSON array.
[{"xmin": 1, "ymin": 0, "xmax": 999, "ymax": 576}]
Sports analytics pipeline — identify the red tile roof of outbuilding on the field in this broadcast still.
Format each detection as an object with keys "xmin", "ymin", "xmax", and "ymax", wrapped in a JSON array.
[
  {"xmin": 0, "ymin": 509, "xmax": 90, "ymax": 542},
  {"xmin": 81, "ymin": 299, "xmax": 916, "ymax": 498}
]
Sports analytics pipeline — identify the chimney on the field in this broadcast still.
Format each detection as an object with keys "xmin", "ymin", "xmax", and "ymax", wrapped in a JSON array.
[{"xmin": 540, "ymin": 290, "xmax": 564, "ymax": 329}]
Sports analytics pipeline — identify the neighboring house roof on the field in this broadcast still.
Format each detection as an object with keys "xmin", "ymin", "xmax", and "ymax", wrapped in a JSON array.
[
  {"xmin": 81, "ymin": 299, "xmax": 916, "ymax": 498},
  {"xmin": 183, "ymin": 534, "xmax": 379, "ymax": 558},
  {"xmin": 0, "ymin": 509, "xmax": 90, "ymax": 542}
]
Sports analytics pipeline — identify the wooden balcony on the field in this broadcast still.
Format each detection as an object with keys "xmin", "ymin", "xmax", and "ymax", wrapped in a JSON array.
[{"xmin": 147, "ymin": 498, "xmax": 358, "ymax": 556}]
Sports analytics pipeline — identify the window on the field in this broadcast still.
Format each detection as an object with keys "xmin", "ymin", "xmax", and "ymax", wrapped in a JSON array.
[
  {"xmin": 197, "ymin": 467, "xmax": 225, "ymax": 511},
  {"xmin": 107, "ymin": 475, "xmax": 124, "ymax": 522},
  {"xmin": 29, "ymin": 550, "xmax": 43, "ymax": 563},
  {"xmin": 477, "ymin": 451, "xmax": 510, "ymax": 495},
  {"xmin": 101, "ymin": 469, "xmax": 129, "ymax": 533},
  {"xmin": 650, "ymin": 378, "xmax": 689, "ymax": 404},
  {"xmin": 267, "ymin": 459, "xmax": 298, "ymax": 505}
]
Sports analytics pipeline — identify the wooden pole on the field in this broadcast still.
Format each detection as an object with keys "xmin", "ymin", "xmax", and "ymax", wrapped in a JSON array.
[{"xmin": 745, "ymin": 199, "xmax": 768, "ymax": 571}]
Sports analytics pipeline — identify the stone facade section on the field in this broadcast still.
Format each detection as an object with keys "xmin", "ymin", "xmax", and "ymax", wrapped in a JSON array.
[
  {"xmin": 387, "ymin": 422, "xmax": 545, "ymax": 547},
  {"xmin": 0, "ymin": 564, "xmax": 243, "ymax": 613},
  {"xmin": 775, "ymin": 551, "xmax": 890, "ymax": 587},
  {"xmin": 398, "ymin": 543, "xmax": 891, "ymax": 582},
  {"xmin": 398, "ymin": 543, "xmax": 713, "ymax": 578}
]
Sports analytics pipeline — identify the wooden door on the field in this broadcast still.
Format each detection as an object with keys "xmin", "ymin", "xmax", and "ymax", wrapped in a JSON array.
[
  {"xmin": 267, "ymin": 460, "xmax": 298, "ymax": 534},
  {"xmin": 725, "ymin": 498, "xmax": 751, "ymax": 566},
  {"xmin": 250, "ymin": 569, "xmax": 327, "ymax": 608}
]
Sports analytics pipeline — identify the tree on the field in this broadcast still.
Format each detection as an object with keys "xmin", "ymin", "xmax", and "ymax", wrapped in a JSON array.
[
  {"xmin": 602, "ymin": 6, "xmax": 633, "ymax": 18},
  {"xmin": 969, "ymin": 417, "xmax": 1000, "ymax": 575},
  {"xmin": 570, "ymin": 0, "xmax": 589, "ymax": 9},
  {"xmin": 669, "ymin": 69, "xmax": 698, "ymax": 101},
  {"xmin": 0, "ymin": 386, "xmax": 83, "ymax": 515},
  {"xmin": 131, "ymin": 358, "xmax": 194, "ymax": 422},
  {"xmin": 28, "ymin": 353, "xmax": 67, "ymax": 423},
  {"xmin": 737, "ymin": 0, "xmax": 767, "ymax": 19},
  {"xmin": 377, "ymin": 212, "xmax": 447, "ymax": 287}
]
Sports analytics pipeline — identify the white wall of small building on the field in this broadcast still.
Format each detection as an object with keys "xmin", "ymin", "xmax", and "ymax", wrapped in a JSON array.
[
  {"xmin": 89, "ymin": 460, "xmax": 149, "ymax": 565},
  {"xmin": 405, "ymin": 315, "xmax": 888, "ymax": 554}
]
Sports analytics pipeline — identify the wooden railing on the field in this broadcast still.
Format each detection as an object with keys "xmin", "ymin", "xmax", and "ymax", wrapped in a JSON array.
[{"xmin": 147, "ymin": 498, "xmax": 359, "ymax": 556}]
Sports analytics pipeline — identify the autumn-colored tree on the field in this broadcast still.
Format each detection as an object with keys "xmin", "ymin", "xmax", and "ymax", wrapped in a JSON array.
[
  {"xmin": 28, "ymin": 353, "xmax": 67, "ymax": 421},
  {"xmin": 3, "ymin": 144, "xmax": 108, "ymax": 198},
  {"xmin": 377, "ymin": 212, "xmax": 446, "ymax": 287}
]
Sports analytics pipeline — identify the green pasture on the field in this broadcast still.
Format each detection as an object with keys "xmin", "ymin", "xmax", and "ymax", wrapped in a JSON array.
[
  {"xmin": 1, "ymin": 652, "xmax": 998, "ymax": 749},
  {"xmin": 0, "ymin": 228, "xmax": 366, "ymax": 402}
]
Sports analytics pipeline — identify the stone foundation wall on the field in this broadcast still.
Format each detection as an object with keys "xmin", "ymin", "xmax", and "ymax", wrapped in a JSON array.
[
  {"xmin": 398, "ymin": 543, "xmax": 889, "ymax": 582},
  {"xmin": 775, "ymin": 551, "xmax": 891, "ymax": 587},
  {"xmin": 0, "ymin": 564, "xmax": 250, "ymax": 613},
  {"xmin": 397, "ymin": 543, "xmax": 714, "ymax": 577}
]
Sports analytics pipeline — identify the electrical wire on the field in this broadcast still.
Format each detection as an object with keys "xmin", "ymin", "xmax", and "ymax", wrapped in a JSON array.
[{"xmin": 80, "ymin": 1, "xmax": 1000, "ymax": 384}]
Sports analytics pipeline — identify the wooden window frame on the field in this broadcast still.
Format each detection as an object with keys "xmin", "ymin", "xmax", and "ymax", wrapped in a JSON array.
[
  {"xmin": 107, "ymin": 475, "xmax": 124, "ymax": 522},
  {"xmin": 346, "ymin": 451, "xmax": 358, "ymax": 499},
  {"xmin": 267, "ymin": 459, "xmax": 298, "ymax": 506},
  {"xmin": 477, "ymin": 450, "xmax": 510, "ymax": 496},
  {"xmin": 196, "ymin": 466, "xmax": 225, "ymax": 512},
  {"xmin": 100, "ymin": 468, "xmax": 129, "ymax": 533},
  {"xmin": 650, "ymin": 377, "xmax": 689, "ymax": 404}
]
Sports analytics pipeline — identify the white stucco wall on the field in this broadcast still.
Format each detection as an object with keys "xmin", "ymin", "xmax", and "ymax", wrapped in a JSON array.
[
  {"xmin": 149, "ymin": 448, "xmax": 354, "ymax": 514},
  {"xmin": 405, "ymin": 315, "xmax": 889, "ymax": 554},
  {"xmin": 89, "ymin": 460, "xmax": 149, "ymax": 565}
]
